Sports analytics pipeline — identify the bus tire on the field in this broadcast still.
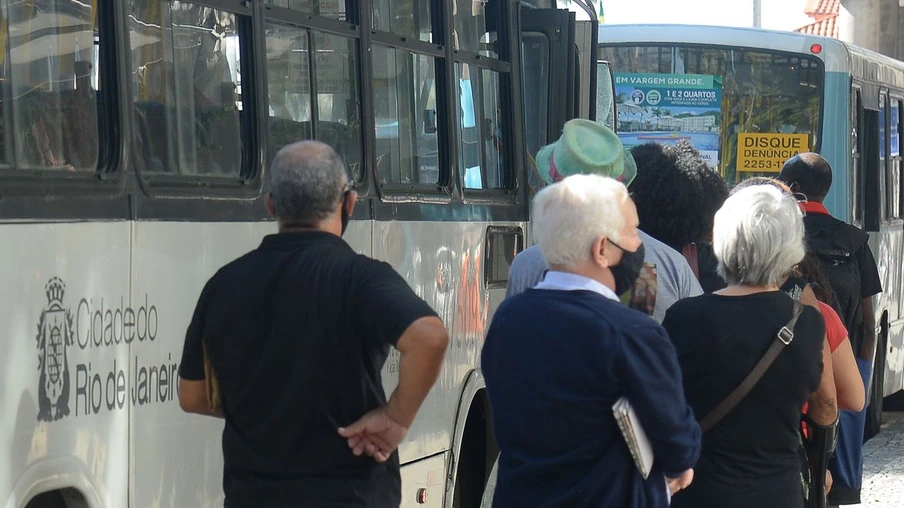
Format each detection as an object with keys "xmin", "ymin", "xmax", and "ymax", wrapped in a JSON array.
[{"xmin": 864, "ymin": 315, "xmax": 888, "ymax": 443}]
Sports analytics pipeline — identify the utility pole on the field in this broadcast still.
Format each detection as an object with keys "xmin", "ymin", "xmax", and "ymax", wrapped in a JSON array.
[{"xmin": 753, "ymin": 0, "xmax": 762, "ymax": 28}]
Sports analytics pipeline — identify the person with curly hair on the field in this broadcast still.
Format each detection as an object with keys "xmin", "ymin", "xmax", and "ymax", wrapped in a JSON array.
[{"xmin": 629, "ymin": 141, "xmax": 729, "ymax": 292}]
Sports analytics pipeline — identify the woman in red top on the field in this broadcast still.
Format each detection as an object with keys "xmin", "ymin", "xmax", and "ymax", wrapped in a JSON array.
[{"xmin": 797, "ymin": 254, "xmax": 865, "ymax": 412}]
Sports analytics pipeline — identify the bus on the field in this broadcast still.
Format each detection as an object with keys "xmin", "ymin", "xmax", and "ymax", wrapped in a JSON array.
[
  {"xmin": 597, "ymin": 23, "xmax": 904, "ymax": 438},
  {"xmin": 0, "ymin": 1, "xmax": 610, "ymax": 507}
]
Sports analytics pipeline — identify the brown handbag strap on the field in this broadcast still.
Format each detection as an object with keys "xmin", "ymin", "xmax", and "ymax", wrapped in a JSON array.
[
  {"xmin": 681, "ymin": 243, "xmax": 700, "ymax": 280},
  {"xmin": 699, "ymin": 300, "xmax": 804, "ymax": 433}
]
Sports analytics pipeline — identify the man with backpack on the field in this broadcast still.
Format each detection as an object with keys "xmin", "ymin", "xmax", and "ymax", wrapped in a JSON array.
[{"xmin": 780, "ymin": 153, "xmax": 883, "ymax": 507}]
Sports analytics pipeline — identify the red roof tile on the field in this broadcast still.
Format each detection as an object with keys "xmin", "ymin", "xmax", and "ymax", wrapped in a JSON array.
[
  {"xmin": 795, "ymin": 15, "xmax": 838, "ymax": 38},
  {"xmin": 804, "ymin": 0, "xmax": 840, "ymax": 17}
]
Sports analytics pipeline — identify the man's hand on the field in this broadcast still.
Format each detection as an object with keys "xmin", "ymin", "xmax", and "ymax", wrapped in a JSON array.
[
  {"xmin": 338, "ymin": 316, "xmax": 447, "ymax": 463},
  {"xmin": 667, "ymin": 469, "xmax": 694, "ymax": 495},
  {"xmin": 825, "ymin": 469, "xmax": 833, "ymax": 494},
  {"xmin": 338, "ymin": 406, "xmax": 409, "ymax": 463}
]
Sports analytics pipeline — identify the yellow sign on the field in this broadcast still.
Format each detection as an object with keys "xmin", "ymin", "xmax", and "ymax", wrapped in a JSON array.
[{"xmin": 736, "ymin": 133, "xmax": 809, "ymax": 173}]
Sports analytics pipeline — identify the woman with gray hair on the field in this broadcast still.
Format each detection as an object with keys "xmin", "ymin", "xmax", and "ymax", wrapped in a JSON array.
[{"xmin": 662, "ymin": 185, "xmax": 838, "ymax": 508}]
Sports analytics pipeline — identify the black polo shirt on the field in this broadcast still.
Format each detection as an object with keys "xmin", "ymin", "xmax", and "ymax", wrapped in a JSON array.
[{"xmin": 179, "ymin": 231, "xmax": 438, "ymax": 507}]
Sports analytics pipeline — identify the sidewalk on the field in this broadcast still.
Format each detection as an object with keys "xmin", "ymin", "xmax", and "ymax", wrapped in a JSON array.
[{"xmin": 855, "ymin": 412, "xmax": 904, "ymax": 507}]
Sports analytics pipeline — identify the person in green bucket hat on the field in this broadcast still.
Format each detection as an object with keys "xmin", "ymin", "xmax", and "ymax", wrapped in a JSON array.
[
  {"xmin": 535, "ymin": 118, "xmax": 638, "ymax": 186},
  {"xmin": 509, "ymin": 119, "xmax": 702, "ymax": 323}
]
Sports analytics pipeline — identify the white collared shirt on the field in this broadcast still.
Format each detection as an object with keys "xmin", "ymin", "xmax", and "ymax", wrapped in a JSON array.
[{"xmin": 534, "ymin": 271, "xmax": 619, "ymax": 302}]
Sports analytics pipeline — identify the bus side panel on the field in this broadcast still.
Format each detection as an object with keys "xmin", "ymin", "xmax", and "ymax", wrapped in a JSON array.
[
  {"xmin": 0, "ymin": 223, "xmax": 130, "ymax": 508},
  {"xmin": 372, "ymin": 220, "xmax": 469, "ymax": 465},
  {"xmin": 372, "ymin": 220, "xmax": 496, "ymax": 464},
  {"xmin": 822, "ymin": 72, "xmax": 854, "ymax": 218},
  {"xmin": 825, "ymin": 72, "xmax": 904, "ymax": 397},
  {"xmin": 127, "ymin": 219, "xmax": 375, "ymax": 507},
  {"xmin": 398, "ymin": 453, "xmax": 446, "ymax": 508},
  {"xmin": 372, "ymin": 220, "xmax": 520, "ymax": 469},
  {"xmin": 875, "ymin": 223, "xmax": 904, "ymax": 395}
]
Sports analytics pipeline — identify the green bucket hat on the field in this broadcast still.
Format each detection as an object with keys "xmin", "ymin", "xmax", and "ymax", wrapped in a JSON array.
[{"xmin": 535, "ymin": 119, "xmax": 637, "ymax": 186}]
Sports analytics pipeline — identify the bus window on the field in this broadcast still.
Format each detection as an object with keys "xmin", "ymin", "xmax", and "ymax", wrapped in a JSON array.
[
  {"xmin": 454, "ymin": 1, "xmax": 511, "ymax": 192},
  {"xmin": 265, "ymin": 6, "xmax": 362, "ymax": 181},
  {"xmin": 521, "ymin": 33, "xmax": 550, "ymax": 159},
  {"xmin": 880, "ymin": 92, "xmax": 888, "ymax": 220},
  {"xmin": 311, "ymin": 33, "xmax": 361, "ymax": 177},
  {"xmin": 130, "ymin": 1, "xmax": 245, "ymax": 178},
  {"xmin": 2, "ymin": 0, "xmax": 101, "ymax": 171},
  {"xmin": 895, "ymin": 98, "xmax": 903, "ymax": 219},
  {"xmin": 485, "ymin": 226, "xmax": 524, "ymax": 289},
  {"xmin": 265, "ymin": 25, "xmax": 312, "ymax": 157},
  {"xmin": 372, "ymin": 0, "xmax": 432, "ymax": 42},
  {"xmin": 596, "ymin": 62, "xmax": 616, "ymax": 131},
  {"xmin": 372, "ymin": 46, "xmax": 439, "ymax": 186},
  {"xmin": 852, "ymin": 89, "xmax": 863, "ymax": 223},
  {"xmin": 458, "ymin": 65, "xmax": 506, "ymax": 190},
  {"xmin": 481, "ymin": 69, "xmax": 504, "ymax": 189},
  {"xmin": 863, "ymin": 100, "xmax": 881, "ymax": 231},
  {"xmin": 453, "ymin": 0, "xmax": 496, "ymax": 58},
  {"xmin": 264, "ymin": 0, "xmax": 347, "ymax": 21},
  {"xmin": 599, "ymin": 44, "xmax": 823, "ymax": 185}
]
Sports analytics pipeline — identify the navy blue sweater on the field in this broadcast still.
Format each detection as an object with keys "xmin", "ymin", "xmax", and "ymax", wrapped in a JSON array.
[{"xmin": 482, "ymin": 289, "xmax": 701, "ymax": 507}]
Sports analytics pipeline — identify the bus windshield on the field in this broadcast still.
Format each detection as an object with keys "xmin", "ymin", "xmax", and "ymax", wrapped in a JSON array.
[{"xmin": 599, "ymin": 44, "xmax": 824, "ymax": 185}]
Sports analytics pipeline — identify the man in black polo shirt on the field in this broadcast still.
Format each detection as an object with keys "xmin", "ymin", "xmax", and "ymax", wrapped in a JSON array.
[
  {"xmin": 780, "ymin": 153, "xmax": 883, "ymax": 507},
  {"xmin": 177, "ymin": 140, "xmax": 449, "ymax": 507}
]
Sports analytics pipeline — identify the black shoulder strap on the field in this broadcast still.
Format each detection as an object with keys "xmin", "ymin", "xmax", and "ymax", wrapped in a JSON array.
[{"xmin": 699, "ymin": 300, "xmax": 804, "ymax": 433}]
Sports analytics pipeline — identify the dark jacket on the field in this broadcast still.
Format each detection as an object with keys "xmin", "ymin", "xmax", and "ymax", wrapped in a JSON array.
[{"xmin": 482, "ymin": 288, "xmax": 701, "ymax": 507}]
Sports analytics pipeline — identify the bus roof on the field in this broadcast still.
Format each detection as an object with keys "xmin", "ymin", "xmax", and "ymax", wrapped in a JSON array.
[
  {"xmin": 599, "ymin": 23, "xmax": 904, "ymax": 89},
  {"xmin": 598, "ymin": 24, "xmax": 851, "ymax": 73}
]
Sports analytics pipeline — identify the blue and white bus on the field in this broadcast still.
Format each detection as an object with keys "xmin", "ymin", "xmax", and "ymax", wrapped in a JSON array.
[{"xmin": 598, "ymin": 23, "xmax": 904, "ymax": 438}]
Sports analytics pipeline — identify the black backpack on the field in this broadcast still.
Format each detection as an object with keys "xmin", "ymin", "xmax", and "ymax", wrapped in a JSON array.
[{"xmin": 804, "ymin": 221, "xmax": 868, "ymax": 345}]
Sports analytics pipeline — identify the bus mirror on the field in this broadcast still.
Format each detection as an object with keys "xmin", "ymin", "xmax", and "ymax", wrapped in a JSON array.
[{"xmin": 596, "ymin": 60, "xmax": 616, "ymax": 132}]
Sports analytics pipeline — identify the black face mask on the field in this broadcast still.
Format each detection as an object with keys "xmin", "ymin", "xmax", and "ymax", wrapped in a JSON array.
[
  {"xmin": 609, "ymin": 241, "xmax": 645, "ymax": 296},
  {"xmin": 340, "ymin": 191, "xmax": 351, "ymax": 236}
]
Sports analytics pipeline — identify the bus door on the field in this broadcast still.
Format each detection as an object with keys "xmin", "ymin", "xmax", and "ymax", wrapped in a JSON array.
[
  {"xmin": 520, "ymin": 8, "xmax": 609, "ymax": 156},
  {"xmin": 520, "ymin": 9, "xmax": 578, "ymax": 158}
]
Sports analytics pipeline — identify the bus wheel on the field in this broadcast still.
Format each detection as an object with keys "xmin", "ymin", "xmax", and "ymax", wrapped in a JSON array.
[{"xmin": 864, "ymin": 316, "xmax": 888, "ymax": 443}]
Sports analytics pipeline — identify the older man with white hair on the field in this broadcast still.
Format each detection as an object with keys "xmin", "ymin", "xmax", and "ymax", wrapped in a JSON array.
[{"xmin": 481, "ymin": 174, "xmax": 701, "ymax": 507}]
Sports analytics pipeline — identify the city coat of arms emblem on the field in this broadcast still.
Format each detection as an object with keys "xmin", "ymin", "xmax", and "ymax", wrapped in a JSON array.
[{"xmin": 36, "ymin": 277, "xmax": 73, "ymax": 422}]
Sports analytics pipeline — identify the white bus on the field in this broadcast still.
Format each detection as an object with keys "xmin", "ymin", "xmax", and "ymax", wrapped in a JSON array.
[
  {"xmin": 598, "ymin": 23, "xmax": 904, "ymax": 438},
  {"xmin": 1, "ymin": 1, "xmax": 610, "ymax": 507}
]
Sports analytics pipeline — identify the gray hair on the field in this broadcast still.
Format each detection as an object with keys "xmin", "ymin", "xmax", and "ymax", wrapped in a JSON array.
[
  {"xmin": 713, "ymin": 184, "xmax": 805, "ymax": 287},
  {"xmin": 532, "ymin": 174, "xmax": 628, "ymax": 268},
  {"xmin": 268, "ymin": 141, "xmax": 349, "ymax": 223}
]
